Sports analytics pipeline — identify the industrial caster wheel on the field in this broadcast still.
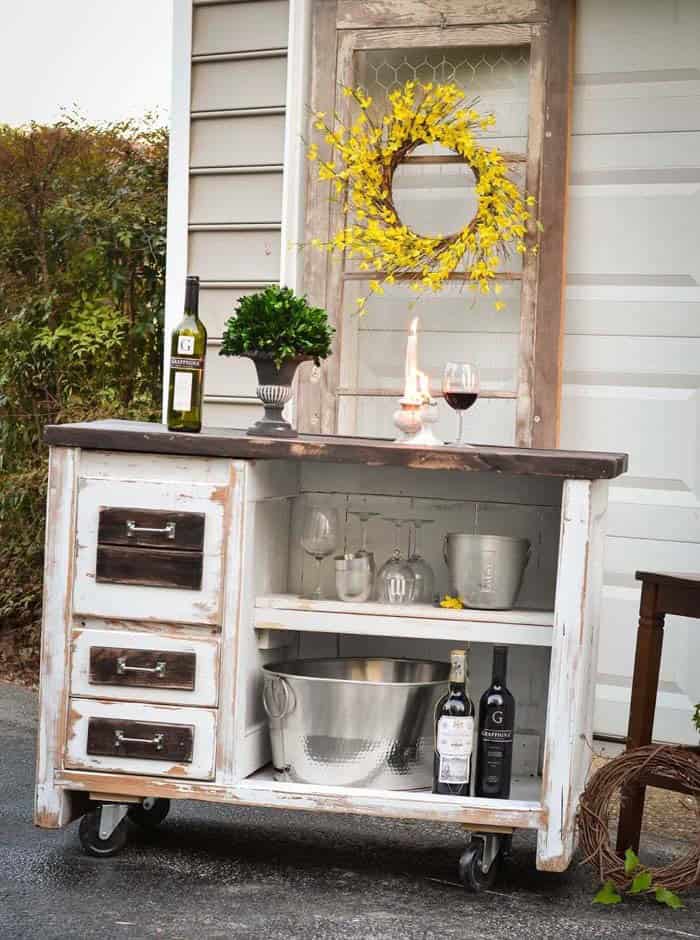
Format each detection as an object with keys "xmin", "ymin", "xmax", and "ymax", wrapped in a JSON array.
[
  {"xmin": 128, "ymin": 797, "xmax": 170, "ymax": 830},
  {"xmin": 458, "ymin": 837, "xmax": 500, "ymax": 892},
  {"xmin": 78, "ymin": 809, "xmax": 129, "ymax": 858}
]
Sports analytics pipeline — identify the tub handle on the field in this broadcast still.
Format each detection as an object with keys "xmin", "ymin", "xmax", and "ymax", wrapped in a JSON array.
[{"xmin": 263, "ymin": 676, "xmax": 292, "ymax": 720}]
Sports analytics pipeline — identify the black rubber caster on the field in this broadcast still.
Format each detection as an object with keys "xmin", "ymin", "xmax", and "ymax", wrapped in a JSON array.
[
  {"xmin": 458, "ymin": 838, "xmax": 500, "ymax": 892},
  {"xmin": 78, "ymin": 810, "xmax": 129, "ymax": 858},
  {"xmin": 128, "ymin": 797, "xmax": 170, "ymax": 830}
]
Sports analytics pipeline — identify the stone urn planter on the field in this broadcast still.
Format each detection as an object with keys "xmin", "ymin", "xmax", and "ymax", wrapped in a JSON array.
[
  {"xmin": 247, "ymin": 352, "xmax": 311, "ymax": 438},
  {"xmin": 219, "ymin": 285, "xmax": 334, "ymax": 439}
]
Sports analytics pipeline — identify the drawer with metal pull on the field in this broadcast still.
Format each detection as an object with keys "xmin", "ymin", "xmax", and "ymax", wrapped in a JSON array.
[
  {"xmin": 70, "ymin": 625, "xmax": 220, "ymax": 706},
  {"xmin": 65, "ymin": 698, "xmax": 217, "ymax": 779},
  {"xmin": 73, "ymin": 471, "xmax": 230, "ymax": 625}
]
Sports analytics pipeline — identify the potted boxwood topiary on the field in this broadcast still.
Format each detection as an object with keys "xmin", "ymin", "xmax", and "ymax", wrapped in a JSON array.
[{"xmin": 219, "ymin": 285, "xmax": 334, "ymax": 437}]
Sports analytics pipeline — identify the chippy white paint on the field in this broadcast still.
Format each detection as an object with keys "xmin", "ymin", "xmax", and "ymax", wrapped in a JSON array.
[
  {"xmin": 65, "ymin": 699, "xmax": 217, "ymax": 781},
  {"xmin": 35, "ymin": 447, "xmax": 79, "ymax": 828},
  {"xmin": 73, "ymin": 474, "xmax": 228, "ymax": 626},
  {"xmin": 70, "ymin": 625, "xmax": 220, "ymax": 707},
  {"xmin": 36, "ymin": 442, "xmax": 610, "ymax": 875},
  {"xmin": 537, "ymin": 478, "xmax": 608, "ymax": 871}
]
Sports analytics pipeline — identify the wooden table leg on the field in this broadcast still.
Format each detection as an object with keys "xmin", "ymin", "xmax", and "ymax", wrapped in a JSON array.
[{"xmin": 616, "ymin": 580, "xmax": 665, "ymax": 855}]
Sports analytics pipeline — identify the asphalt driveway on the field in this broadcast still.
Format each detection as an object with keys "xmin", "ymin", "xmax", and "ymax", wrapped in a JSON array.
[{"xmin": 1, "ymin": 680, "xmax": 697, "ymax": 939}]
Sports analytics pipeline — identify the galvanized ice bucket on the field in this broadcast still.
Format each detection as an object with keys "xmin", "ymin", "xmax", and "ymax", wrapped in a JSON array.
[
  {"xmin": 262, "ymin": 657, "xmax": 449, "ymax": 789},
  {"xmin": 443, "ymin": 533, "xmax": 531, "ymax": 610}
]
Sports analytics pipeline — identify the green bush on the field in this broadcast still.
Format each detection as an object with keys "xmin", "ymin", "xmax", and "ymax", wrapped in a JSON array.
[
  {"xmin": 220, "ymin": 285, "xmax": 334, "ymax": 368},
  {"xmin": 0, "ymin": 115, "xmax": 168, "ymax": 680}
]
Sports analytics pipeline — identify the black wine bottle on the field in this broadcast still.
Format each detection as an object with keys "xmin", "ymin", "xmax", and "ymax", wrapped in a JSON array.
[
  {"xmin": 167, "ymin": 275, "xmax": 207, "ymax": 432},
  {"xmin": 433, "ymin": 648, "xmax": 475, "ymax": 796},
  {"xmin": 475, "ymin": 646, "xmax": 515, "ymax": 799}
]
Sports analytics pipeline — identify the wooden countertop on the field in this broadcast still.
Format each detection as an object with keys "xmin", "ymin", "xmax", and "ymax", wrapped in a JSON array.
[{"xmin": 43, "ymin": 420, "xmax": 628, "ymax": 480}]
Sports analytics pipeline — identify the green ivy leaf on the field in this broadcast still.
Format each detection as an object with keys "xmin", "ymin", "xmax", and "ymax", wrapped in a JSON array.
[
  {"xmin": 654, "ymin": 887, "xmax": 684, "ymax": 910},
  {"xmin": 629, "ymin": 871, "xmax": 652, "ymax": 894},
  {"xmin": 624, "ymin": 848, "xmax": 640, "ymax": 875},
  {"xmin": 593, "ymin": 881, "xmax": 622, "ymax": 905}
]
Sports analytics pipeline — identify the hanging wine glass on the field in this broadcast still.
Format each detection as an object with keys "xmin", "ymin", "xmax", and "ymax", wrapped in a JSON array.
[
  {"xmin": 300, "ymin": 507, "xmax": 338, "ymax": 600},
  {"xmin": 348, "ymin": 510, "xmax": 380, "ymax": 556},
  {"xmin": 376, "ymin": 518, "xmax": 415, "ymax": 605},
  {"xmin": 406, "ymin": 518, "xmax": 435, "ymax": 604}
]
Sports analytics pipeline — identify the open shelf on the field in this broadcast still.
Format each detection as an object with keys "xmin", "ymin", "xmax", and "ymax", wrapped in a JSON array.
[
  {"xmin": 240, "ymin": 765, "xmax": 544, "ymax": 829},
  {"xmin": 254, "ymin": 594, "xmax": 554, "ymax": 647}
]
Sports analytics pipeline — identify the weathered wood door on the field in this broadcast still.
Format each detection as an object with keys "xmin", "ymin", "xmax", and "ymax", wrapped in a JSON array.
[{"xmin": 300, "ymin": 0, "xmax": 574, "ymax": 448}]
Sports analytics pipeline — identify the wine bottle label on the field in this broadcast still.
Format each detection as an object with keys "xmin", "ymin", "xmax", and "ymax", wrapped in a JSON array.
[
  {"xmin": 170, "ymin": 356, "xmax": 204, "ymax": 370},
  {"xmin": 437, "ymin": 715, "xmax": 473, "ymax": 784},
  {"xmin": 178, "ymin": 335, "xmax": 195, "ymax": 355},
  {"xmin": 172, "ymin": 371, "xmax": 193, "ymax": 411},
  {"xmin": 480, "ymin": 727, "xmax": 513, "ymax": 742}
]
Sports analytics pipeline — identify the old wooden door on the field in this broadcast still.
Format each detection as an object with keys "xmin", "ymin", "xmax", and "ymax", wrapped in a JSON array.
[{"xmin": 300, "ymin": 0, "xmax": 574, "ymax": 449}]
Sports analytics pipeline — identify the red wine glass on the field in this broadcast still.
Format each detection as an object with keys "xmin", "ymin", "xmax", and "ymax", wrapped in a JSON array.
[{"xmin": 442, "ymin": 362, "xmax": 480, "ymax": 446}]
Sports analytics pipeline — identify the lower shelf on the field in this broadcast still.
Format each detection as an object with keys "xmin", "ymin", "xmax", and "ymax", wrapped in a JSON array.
[{"xmin": 57, "ymin": 767, "xmax": 545, "ymax": 831}]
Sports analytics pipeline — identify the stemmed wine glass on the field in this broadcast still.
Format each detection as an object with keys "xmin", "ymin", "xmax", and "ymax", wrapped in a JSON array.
[
  {"xmin": 406, "ymin": 518, "xmax": 435, "ymax": 604},
  {"xmin": 376, "ymin": 518, "xmax": 415, "ymax": 605},
  {"xmin": 348, "ymin": 510, "xmax": 380, "ymax": 555},
  {"xmin": 442, "ymin": 362, "xmax": 480, "ymax": 447},
  {"xmin": 301, "ymin": 507, "xmax": 338, "ymax": 600}
]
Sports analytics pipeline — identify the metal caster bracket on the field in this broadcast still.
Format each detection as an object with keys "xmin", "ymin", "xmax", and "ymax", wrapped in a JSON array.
[
  {"xmin": 471, "ymin": 833, "xmax": 502, "ymax": 874},
  {"xmin": 98, "ymin": 803, "xmax": 130, "ymax": 841}
]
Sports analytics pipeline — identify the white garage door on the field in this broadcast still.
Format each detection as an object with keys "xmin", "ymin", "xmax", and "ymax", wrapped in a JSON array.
[{"xmin": 560, "ymin": 0, "xmax": 700, "ymax": 743}]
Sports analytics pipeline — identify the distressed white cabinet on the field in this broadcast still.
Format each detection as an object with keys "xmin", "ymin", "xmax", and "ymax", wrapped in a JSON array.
[{"xmin": 35, "ymin": 420, "xmax": 626, "ymax": 874}]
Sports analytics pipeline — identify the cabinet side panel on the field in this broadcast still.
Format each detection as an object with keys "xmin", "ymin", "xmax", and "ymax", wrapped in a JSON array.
[
  {"xmin": 537, "ymin": 478, "xmax": 608, "ymax": 870},
  {"xmin": 215, "ymin": 460, "xmax": 247, "ymax": 785},
  {"xmin": 35, "ymin": 446, "xmax": 79, "ymax": 828}
]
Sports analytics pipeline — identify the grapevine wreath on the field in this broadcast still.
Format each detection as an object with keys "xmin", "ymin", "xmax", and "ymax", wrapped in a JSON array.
[
  {"xmin": 307, "ymin": 80, "xmax": 536, "ymax": 312},
  {"xmin": 577, "ymin": 744, "xmax": 700, "ymax": 894}
]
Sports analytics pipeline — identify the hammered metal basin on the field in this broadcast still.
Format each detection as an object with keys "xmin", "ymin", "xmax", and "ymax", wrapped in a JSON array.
[{"xmin": 262, "ymin": 657, "xmax": 449, "ymax": 790}]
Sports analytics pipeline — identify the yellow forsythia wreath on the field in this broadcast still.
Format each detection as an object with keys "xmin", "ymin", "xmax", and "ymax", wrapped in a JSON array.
[{"xmin": 308, "ymin": 81, "xmax": 536, "ymax": 313}]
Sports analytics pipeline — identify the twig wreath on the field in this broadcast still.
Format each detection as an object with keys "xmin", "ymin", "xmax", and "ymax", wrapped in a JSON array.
[
  {"xmin": 577, "ymin": 744, "xmax": 700, "ymax": 894},
  {"xmin": 307, "ymin": 80, "xmax": 536, "ymax": 313}
]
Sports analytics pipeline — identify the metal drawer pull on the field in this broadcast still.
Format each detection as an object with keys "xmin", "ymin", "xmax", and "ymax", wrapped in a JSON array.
[
  {"xmin": 116, "ymin": 656, "xmax": 167, "ymax": 678},
  {"xmin": 113, "ymin": 729, "xmax": 165, "ymax": 751},
  {"xmin": 126, "ymin": 520, "xmax": 176, "ymax": 539}
]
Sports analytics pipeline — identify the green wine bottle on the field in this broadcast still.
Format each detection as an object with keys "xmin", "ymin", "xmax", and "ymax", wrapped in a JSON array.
[{"xmin": 167, "ymin": 275, "xmax": 207, "ymax": 432}]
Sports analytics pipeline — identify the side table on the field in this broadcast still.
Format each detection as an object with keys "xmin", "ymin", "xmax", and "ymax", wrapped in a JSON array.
[{"xmin": 616, "ymin": 570, "xmax": 700, "ymax": 854}]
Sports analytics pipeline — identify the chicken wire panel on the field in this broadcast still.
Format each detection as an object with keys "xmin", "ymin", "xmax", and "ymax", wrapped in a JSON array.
[{"xmin": 357, "ymin": 46, "xmax": 530, "ymax": 140}]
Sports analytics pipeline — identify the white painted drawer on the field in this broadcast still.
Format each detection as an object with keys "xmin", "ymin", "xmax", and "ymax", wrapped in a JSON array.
[
  {"xmin": 73, "ymin": 470, "xmax": 230, "ymax": 626},
  {"xmin": 70, "ymin": 625, "xmax": 220, "ymax": 707},
  {"xmin": 65, "ymin": 699, "xmax": 217, "ymax": 780}
]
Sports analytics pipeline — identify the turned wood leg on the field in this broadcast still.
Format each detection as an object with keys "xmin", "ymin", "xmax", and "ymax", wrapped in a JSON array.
[{"xmin": 616, "ymin": 581, "xmax": 665, "ymax": 855}]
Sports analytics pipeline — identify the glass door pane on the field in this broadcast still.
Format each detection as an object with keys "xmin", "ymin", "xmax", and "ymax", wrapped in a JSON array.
[{"xmin": 337, "ymin": 44, "xmax": 530, "ymax": 443}]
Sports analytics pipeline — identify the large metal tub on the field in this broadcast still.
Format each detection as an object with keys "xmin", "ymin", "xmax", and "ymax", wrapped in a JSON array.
[{"xmin": 262, "ymin": 657, "xmax": 449, "ymax": 789}]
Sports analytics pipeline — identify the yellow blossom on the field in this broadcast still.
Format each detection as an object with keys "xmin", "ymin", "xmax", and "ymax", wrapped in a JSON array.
[{"xmin": 308, "ymin": 80, "xmax": 534, "ymax": 313}]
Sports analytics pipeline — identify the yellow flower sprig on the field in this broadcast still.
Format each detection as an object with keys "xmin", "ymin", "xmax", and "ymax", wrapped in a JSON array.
[
  {"xmin": 307, "ymin": 81, "xmax": 536, "ymax": 314},
  {"xmin": 440, "ymin": 594, "xmax": 464, "ymax": 610}
]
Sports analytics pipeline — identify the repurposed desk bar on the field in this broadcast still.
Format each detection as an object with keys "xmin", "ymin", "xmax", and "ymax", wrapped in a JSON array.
[{"xmin": 35, "ymin": 420, "xmax": 627, "ymax": 879}]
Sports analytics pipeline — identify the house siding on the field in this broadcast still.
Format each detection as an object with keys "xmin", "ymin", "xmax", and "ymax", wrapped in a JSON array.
[{"xmin": 190, "ymin": 0, "xmax": 290, "ymax": 428}]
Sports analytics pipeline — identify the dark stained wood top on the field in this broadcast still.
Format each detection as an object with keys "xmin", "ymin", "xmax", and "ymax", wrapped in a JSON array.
[
  {"xmin": 636, "ymin": 571, "xmax": 700, "ymax": 590},
  {"xmin": 43, "ymin": 420, "xmax": 628, "ymax": 480}
]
